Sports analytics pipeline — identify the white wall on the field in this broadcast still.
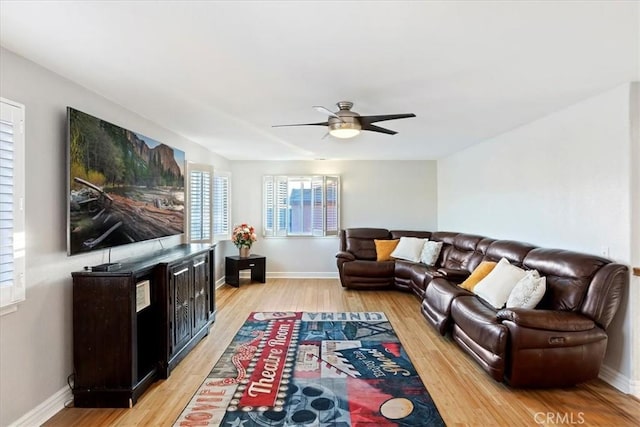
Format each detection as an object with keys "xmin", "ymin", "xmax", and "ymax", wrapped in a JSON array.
[
  {"xmin": 229, "ymin": 160, "xmax": 438, "ymax": 275},
  {"xmin": 438, "ymin": 83, "xmax": 637, "ymax": 394},
  {"xmin": 629, "ymin": 82, "xmax": 640, "ymax": 397},
  {"xmin": 0, "ymin": 48, "xmax": 231, "ymax": 426}
]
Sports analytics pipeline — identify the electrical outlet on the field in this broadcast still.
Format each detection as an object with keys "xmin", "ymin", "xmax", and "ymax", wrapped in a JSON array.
[{"xmin": 600, "ymin": 247, "xmax": 610, "ymax": 258}]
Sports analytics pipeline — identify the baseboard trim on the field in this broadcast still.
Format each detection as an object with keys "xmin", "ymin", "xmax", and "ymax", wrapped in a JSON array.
[
  {"xmin": 598, "ymin": 365, "xmax": 633, "ymax": 395},
  {"xmin": 237, "ymin": 272, "xmax": 339, "ymax": 279},
  {"xmin": 9, "ymin": 385, "xmax": 72, "ymax": 427},
  {"xmin": 215, "ymin": 276, "xmax": 226, "ymax": 288},
  {"xmin": 632, "ymin": 380, "xmax": 640, "ymax": 399}
]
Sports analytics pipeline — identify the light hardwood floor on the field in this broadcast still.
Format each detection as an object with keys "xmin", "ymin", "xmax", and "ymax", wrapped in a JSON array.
[{"xmin": 44, "ymin": 279, "xmax": 640, "ymax": 426}]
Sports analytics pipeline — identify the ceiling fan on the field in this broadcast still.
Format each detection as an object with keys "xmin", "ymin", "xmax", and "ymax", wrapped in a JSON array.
[{"xmin": 273, "ymin": 101, "xmax": 416, "ymax": 139}]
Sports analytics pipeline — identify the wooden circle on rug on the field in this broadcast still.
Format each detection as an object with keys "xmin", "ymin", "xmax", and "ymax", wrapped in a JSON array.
[{"xmin": 380, "ymin": 397, "xmax": 415, "ymax": 420}]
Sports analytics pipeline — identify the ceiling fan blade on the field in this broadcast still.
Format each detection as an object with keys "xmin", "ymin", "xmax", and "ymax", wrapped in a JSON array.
[
  {"xmin": 361, "ymin": 123, "xmax": 398, "ymax": 135},
  {"xmin": 272, "ymin": 121, "xmax": 329, "ymax": 128},
  {"xmin": 312, "ymin": 105, "xmax": 341, "ymax": 120},
  {"xmin": 359, "ymin": 113, "xmax": 416, "ymax": 124}
]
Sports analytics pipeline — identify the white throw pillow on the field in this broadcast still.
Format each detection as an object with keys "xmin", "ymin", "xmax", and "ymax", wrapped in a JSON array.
[
  {"xmin": 420, "ymin": 241, "xmax": 443, "ymax": 266},
  {"xmin": 473, "ymin": 258, "xmax": 527, "ymax": 309},
  {"xmin": 390, "ymin": 237, "xmax": 426, "ymax": 263},
  {"xmin": 506, "ymin": 270, "xmax": 547, "ymax": 309}
]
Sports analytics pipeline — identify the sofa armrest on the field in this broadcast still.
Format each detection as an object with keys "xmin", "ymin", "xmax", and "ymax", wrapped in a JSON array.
[
  {"xmin": 497, "ymin": 308, "xmax": 595, "ymax": 332},
  {"xmin": 336, "ymin": 251, "xmax": 356, "ymax": 261},
  {"xmin": 436, "ymin": 268, "xmax": 470, "ymax": 282}
]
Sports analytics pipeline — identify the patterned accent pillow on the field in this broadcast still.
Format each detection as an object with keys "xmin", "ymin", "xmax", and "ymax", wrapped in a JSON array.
[
  {"xmin": 506, "ymin": 270, "xmax": 547, "ymax": 309},
  {"xmin": 420, "ymin": 241, "xmax": 443, "ymax": 266}
]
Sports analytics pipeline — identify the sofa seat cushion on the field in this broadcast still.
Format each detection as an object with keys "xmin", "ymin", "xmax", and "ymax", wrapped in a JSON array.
[
  {"xmin": 422, "ymin": 278, "xmax": 473, "ymax": 335},
  {"xmin": 394, "ymin": 260, "xmax": 440, "ymax": 298},
  {"xmin": 451, "ymin": 296, "xmax": 509, "ymax": 381},
  {"xmin": 436, "ymin": 268, "xmax": 471, "ymax": 282},
  {"xmin": 451, "ymin": 296, "xmax": 508, "ymax": 356},
  {"xmin": 343, "ymin": 260, "xmax": 395, "ymax": 277}
]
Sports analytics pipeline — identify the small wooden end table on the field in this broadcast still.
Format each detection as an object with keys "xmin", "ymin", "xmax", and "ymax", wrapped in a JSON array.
[{"xmin": 225, "ymin": 254, "xmax": 266, "ymax": 287}]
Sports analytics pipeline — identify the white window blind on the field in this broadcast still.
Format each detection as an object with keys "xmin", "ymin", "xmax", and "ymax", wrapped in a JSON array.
[
  {"xmin": 325, "ymin": 175, "xmax": 339, "ymax": 236},
  {"xmin": 213, "ymin": 172, "xmax": 231, "ymax": 241},
  {"xmin": 188, "ymin": 163, "xmax": 213, "ymax": 243},
  {"xmin": 276, "ymin": 177, "xmax": 288, "ymax": 236},
  {"xmin": 263, "ymin": 177, "xmax": 274, "ymax": 236},
  {"xmin": 311, "ymin": 176, "xmax": 324, "ymax": 237},
  {"xmin": 0, "ymin": 98, "xmax": 25, "ymax": 309},
  {"xmin": 263, "ymin": 175, "xmax": 339, "ymax": 237}
]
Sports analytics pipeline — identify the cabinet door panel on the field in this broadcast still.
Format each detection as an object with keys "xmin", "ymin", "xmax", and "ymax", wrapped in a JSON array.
[
  {"xmin": 171, "ymin": 262, "xmax": 192, "ymax": 353},
  {"xmin": 192, "ymin": 255, "xmax": 209, "ymax": 332}
]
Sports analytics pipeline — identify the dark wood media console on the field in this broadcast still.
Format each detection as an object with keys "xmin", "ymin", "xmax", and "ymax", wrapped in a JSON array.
[{"xmin": 72, "ymin": 244, "xmax": 216, "ymax": 408}]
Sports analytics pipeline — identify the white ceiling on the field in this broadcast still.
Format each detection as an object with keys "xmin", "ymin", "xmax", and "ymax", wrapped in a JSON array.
[{"xmin": 1, "ymin": 1, "xmax": 638, "ymax": 160}]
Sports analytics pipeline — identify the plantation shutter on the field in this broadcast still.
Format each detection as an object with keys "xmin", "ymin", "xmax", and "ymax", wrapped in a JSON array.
[
  {"xmin": 188, "ymin": 164, "xmax": 212, "ymax": 243},
  {"xmin": 325, "ymin": 175, "xmax": 339, "ymax": 236},
  {"xmin": 263, "ymin": 176, "xmax": 274, "ymax": 237},
  {"xmin": 213, "ymin": 173, "xmax": 230, "ymax": 240},
  {"xmin": 275, "ymin": 176, "xmax": 288, "ymax": 237},
  {"xmin": 0, "ymin": 98, "xmax": 25, "ymax": 309},
  {"xmin": 311, "ymin": 176, "xmax": 324, "ymax": 236},
  {"xmin": 263, "ymin": 174, "xmax": 340, "ymax": 238},
  {"xmin": 263, "ymin": 176, "xmax": 289, "ymax": 237}
]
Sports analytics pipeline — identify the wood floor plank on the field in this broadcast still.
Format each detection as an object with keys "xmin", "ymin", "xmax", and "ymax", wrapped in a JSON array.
[{"xmin": 43, "ymin": 279, "xmax": 640, "ymax": 426}]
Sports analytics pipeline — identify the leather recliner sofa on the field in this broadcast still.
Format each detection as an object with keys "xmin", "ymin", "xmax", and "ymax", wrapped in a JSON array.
[{"xmin": 336, "ymin": 228, "xmax": 628, "ymax": 388}]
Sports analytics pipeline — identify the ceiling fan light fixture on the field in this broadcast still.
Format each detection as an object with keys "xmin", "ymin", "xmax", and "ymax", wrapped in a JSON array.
[
  {"xmin": 272, "ymin": 101, "xmax": 415, "ymax": 138},
  {"xmin": 329, "ymin": 121, "xmax": 361, "ymax": 139}
]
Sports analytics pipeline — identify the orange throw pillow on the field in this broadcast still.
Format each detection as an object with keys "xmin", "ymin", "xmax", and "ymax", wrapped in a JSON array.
[
  {"xmin": 459, "ymin": 261, "xmax": 498, "ymax": 291},
  {"xmin": 374, "ymin": 239, "xmax": 400, "ymax": 262}
]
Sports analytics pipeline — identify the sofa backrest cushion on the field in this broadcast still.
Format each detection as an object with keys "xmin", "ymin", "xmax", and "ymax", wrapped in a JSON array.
[
  {"xmin": 523, "ymin": 248, "xmax": 608, "ymax": 312},
  {"xmin": 442, "ymin": 234, "xmax": 485, "ymax": 271},
  {"xmin": 390, "ymin": 230, "xmax": 432, "ymax": 240},
  {"xmin": 467, "ymin": 237, "xmax": 496, "ymax": 272},
  {"xmin": 344, "ymin": 228, "xmax": 391, "ymax": 260},
  {"xmin": 484, "ymin": 240, "xmax": 536, "ymax": 267},
  {"xmin": 430, "ymin": 231, "xmax": 459, "ymax": 265}
]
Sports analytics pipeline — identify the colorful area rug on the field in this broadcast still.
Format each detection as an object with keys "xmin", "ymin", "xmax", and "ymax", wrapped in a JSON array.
[{"xmin": 174, "ymin": 312, "xmax": 445, "ymax": 426}]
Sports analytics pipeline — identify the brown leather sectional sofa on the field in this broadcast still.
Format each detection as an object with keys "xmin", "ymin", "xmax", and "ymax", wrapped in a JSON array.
[{"xmin": 336, "ymin": 228, "xmax": 628, "ymax": 387}]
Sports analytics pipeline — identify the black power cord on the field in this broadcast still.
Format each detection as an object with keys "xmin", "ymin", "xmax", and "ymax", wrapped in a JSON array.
[{"xmin": 64, "ymin": 373, "xmax": 75, "ymax": 408}]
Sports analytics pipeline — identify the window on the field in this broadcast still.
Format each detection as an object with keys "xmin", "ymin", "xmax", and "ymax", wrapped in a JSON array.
[
  {"xmin": 1, "ymin": 98, "xmax": 25, "ymax": 310},
  {"xmin": 213, "ymin": 171, "xmax": 231, "ymax": 241},
  {"xmin": 188, "ymin": 163, "xmax": 213, "ymax": 243},
  {"xmin": 263, "ymin": 175, "xmax": 339, "ymax": 237}
]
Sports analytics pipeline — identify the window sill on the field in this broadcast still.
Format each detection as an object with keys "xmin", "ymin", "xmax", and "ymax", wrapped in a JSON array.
[{"xmin": 0, "ymin": 303, "xmax": 19, "ymax": 317}]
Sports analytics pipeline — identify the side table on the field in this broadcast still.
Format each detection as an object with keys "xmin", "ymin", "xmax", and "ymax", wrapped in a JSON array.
[{"xmin": 225, "ymin": 254, "xmax": 266, "ymax": 287}]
